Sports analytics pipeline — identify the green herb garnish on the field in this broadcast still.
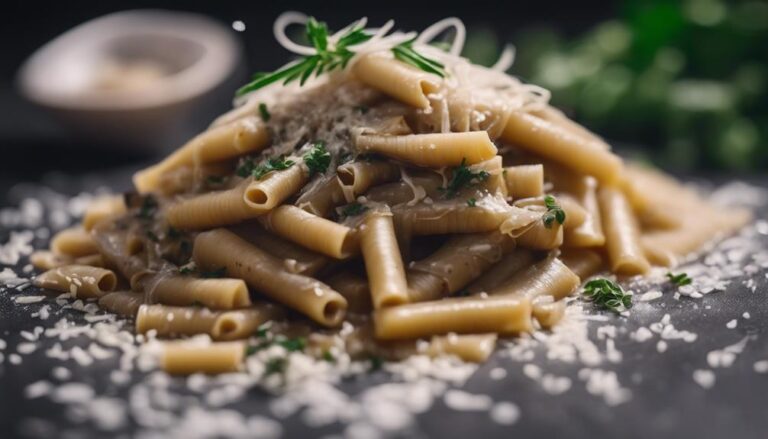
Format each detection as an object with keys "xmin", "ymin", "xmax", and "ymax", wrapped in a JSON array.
[
  {"xmin": 392, "ymin": 37, "xmax": 447, "ymax": 78},
  {"xmin": 583, "ymin": 278, "xmax": 632, "ymax": 313},
  {"xmin": 341, "ymin": 202, "xmax": 368, "ymax": 217},
  {"xmin": 167, "ymin": 226, "xmax": 181, "ymax": 239},
  {"xmin": 256, "ymin": 322, "xmax": 272, "ymax": 338},
  {"xmin": 542, "ymin": 195, "xmax": 566, "ymax": 228},
  {"xmin": 236, "ymin": 17, "xmax": 372, "ymax": 96},
  {"xmin": 303, "ymin": 141, "xmax": 331, "ymax": 176},
  {"xmin": 666, "ymin": 272, "xmax": 692, "ymax": 287},
  {"xmin": 258, "ymin": 103, "xmax": 271, "ymax": 122},
  {"xmin": 200, "ymin": 267, "xmax": 227, "ymax": 278},
  {"xmin": 253, "ymin": 157, "xmax": 296, "ymax": 180},
  {"xmin": 355, "ymin": 106, "xmax": 369, "ymax": 114},
  {"xmin": 368, "ymin": 355, "xmax": 383, "ymax": 371},
  {"xmin": 466, "ymin": 198, "xmax": 477, "ymax": 207},
  {"xmin": 444, "ymin": 159, "xmax": 490, "ymax": 198},
  {"xmin": 178, "ymin": 261, "xmax": 196, "ymax": 275},
  {"xmin": 264, "ymin": 357, "xmax": 287, "ymax": 376},
  {"xmin": 277, "ymin": 337, "xmax": 306, "ymax": 352},
  {"xmin": 322, "ymin": 351, "xmax": 336, "ymax": 363},
  {"xmin": 245, "ymin": 345, "xmax": 259, "ymax": 357},
  {"xmin": 236, "ymin": 17, "xmax": 446, "ymax": 96}
]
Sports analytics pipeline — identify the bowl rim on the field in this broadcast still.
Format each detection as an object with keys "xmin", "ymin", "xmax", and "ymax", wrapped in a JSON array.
[{"xmin": 17, "ymin": 9, "xmax": 242, "ymax": 111}]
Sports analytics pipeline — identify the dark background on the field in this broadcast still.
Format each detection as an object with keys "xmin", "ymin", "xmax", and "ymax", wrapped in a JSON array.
[{"xmin": 1, "ymin": 0, "xmax": 614, "ymax": 182}]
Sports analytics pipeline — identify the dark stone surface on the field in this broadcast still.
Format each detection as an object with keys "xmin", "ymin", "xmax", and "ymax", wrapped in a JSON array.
[{"xmin": 0, "ymin": 171, "xmax": 767, "ymax": 439}]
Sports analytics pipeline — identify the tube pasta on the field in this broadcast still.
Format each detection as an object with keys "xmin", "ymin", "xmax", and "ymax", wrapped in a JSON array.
[
  {"xmin": 166, "ymin": 179, "xmax": 256, "ymax": 230},
  {"xmin": 233, "ymin": 224, "xmax": 328, "ymax": 276},
  {"xmin": 82, "ymin": 195, "xmax": 126, "ymax": 231},
  {"xmin": 531, "ymin": 106, "xmax": 610, "ymax": 150},
  {"xmin": 325, "ymin": 272, "xmax": 373, "ymax": 314},
  {"xmin": 356, "ymin": 132, "xmax": 497, "ymax": 167},
  {"xmin": 30, "ymin": 251, "xmax": 74, "ymax": 271},
  {"xmin": 337, "ymin": 160, "xmax": 401, "ymax": 201},
  {"xmin": 465, "ymin": 250, "xmax": 535, "ymax": 294},
  {"xmin": 598, "ymin": 186, "xmax": 651, "ymax": 275},
  {"xmin": 409, "ymin": 232, "xmax": 514, "ymax": 300},
  {"xmin": 516, "ymin": 220, "xmax": 563, "ymax": 250},
  {"xmin": 193, "ymin": 229, "xmax": 348, "ymax": 327},
  {"xmin": 261, "ymin": 205, "xmax": 357, "ymax": 259},
  {"xmin": 353, "ymin": 53, "xmax": 440, "ymax": 109},
  {"xmin": 360, "ymin": 211, "xmax": 409, "ymax": 308},
  {"xmin": 34, "ymin": 265, "xmax": 117, "ymax": 298},
  {"xmin": 243, "ymin": 159, "xmax": 308, "ymax": 211},
  {"xmin": 531, "ymin": 296, "xmax": 566, "ymax": 329},
  {"xmin": 425, "ymin": 334, "xmax": 497, "ymax": 363},
  {"xmin": 374, "ymin": 295, "xmax": 532, "ymax": 340},
  {"xmin": 502, "ymin": 112, "xmax": 623, "ymax": 184},
  {"xmin": 488, "ymin": 256, "xmax": 580, "ymax": 301},
  {"xmin": 503, "ymin": 165, "xmax": 544, "ymax": 199},
  {"xmin": 393, "ymin": 198, "xmax": 540, "ymax": 237},
  {"xmin": 161, "ymin": 341, "xmax": 245, "ymax": 375},
  {"xmin": 50, "ymin": 227, "xmax": 98, "ymax": 257},
  {"xmin": 98, "ymin": 291, "xmax": 144, "ymax": 316},
  {"xmin": 134, "ymin": 116, "xmax": 268, "ymax": 193},
  {"xmin": 296, "ymin": 176, "xmax": 346, "ymax": 217},
  {"xmin": 562, "ymin": 177, "xmax": 605, "ymax": 247},
  {"xmin": 146, "ymin": 275, "xmax": 252, "ymax": 310},
  {"xmin": 137, "ymin": 304, "xmax": 280, "ymax": 341},
  {"xmin": 559, "ymin": 249, "xmax": 604, "ymax": 280},
  {"xmin": 91, "ymin": 228, "xmax": 151, "ymax": 290},
  {"xmin": 157, "ymin": 162, "xmax": 235, "ymax": 196}
]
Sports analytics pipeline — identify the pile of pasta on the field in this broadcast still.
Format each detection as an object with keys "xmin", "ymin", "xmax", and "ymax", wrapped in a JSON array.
[{"xmin": 29, "ymin": 15, "xmax": 751, "ymax": 375}]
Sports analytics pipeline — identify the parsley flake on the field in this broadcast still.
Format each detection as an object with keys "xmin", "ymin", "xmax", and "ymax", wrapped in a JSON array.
[
  {"xmin": 666, "ymin": 272, "xmax": 692, "ymax": 287},
  {"xmin": 258, "ymin": 103, "xmax": 271, "ymax": 122},
  {"xmin": 341, "ymin": 202, "xmax": 368, "ymax": 217},
  {"xmin": 303, "ymin": 142, "xmax": 331, "ymax": 176},
  {"xmin": 444, "ymin": 159, "xmax": 490, "ymax": 198},
  {"xmin": 542, "ymin": 195, "xmax": 566, "ymax": 228},
  {"xmin": 583, "ymin": 278, "xmax": 632, "ymax": 313}
]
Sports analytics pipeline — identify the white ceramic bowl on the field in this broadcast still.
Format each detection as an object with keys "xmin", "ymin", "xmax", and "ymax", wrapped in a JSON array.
[{"xmin": 17, "ymin": 9, "xmax": 243, "ymax": 151}]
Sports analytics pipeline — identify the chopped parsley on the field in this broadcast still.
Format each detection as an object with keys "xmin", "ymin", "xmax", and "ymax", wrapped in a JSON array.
[
  {"xmin": 303, "ymin": 141, "xmax": 331, "ymax": 176},
  {"xmin": 199, "ymin": 267, "xmax": 227, "ymax": 278},
  {"xmin": 258, "ymin": 102, "xmax": 271, "ymax": 122},
  {"xmin": 355, "ymin": 105, "xmax": 369, "ymax": 114},
  {"xmin": 444, "ymin": 159, "xmax": 490, "ymax": 198},
  {"xmin": 322, "ymin": 351, "xmax": 336, "ymax": 363},
  {"xmin": 466, "ymin": 198, "xmax": 477, "ymax": 207},
  {"xmin": 583, "ymin": 278, "xmax": 632, "ymax": 313},
  {"xmin": 264, "ymin": 357, "xmax": 287, "ymax": 376},
  {"xmin": 341, "ymin": 202, "xmax": 368, "ymax": 217},
  {"xmin": 368, "ymin": 355, "xmax": 384, "ymax": 372},
  {"xmin": 254, "ymin": 157, "xmax": 295, "ymax": 180},
  {"xmin": 179, "ymin": 261, "xmax": 196, "ymax": 275},
  {"xmin": 667, "ymin": 272, "xmax": 693, "ymax": 287},
  {"xmin": 277, "ymin": 337, "xmax": 306, "ymax": 352},
  {"xmin": 256, "ymin": 322, "xmax": 272, "ymax": 338},
  {"xmin": 542, "ymin": 195, "xmax": 566, "ymax": 228}
]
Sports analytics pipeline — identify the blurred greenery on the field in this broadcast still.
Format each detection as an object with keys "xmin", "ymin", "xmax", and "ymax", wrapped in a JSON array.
[{"xmin": 465, "ymin": 0, "xmax": 768, "ymax": 171}]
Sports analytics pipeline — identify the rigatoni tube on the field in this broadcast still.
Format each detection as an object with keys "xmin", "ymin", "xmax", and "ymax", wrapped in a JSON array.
[
  {"xmin": 34, "ymin": 265, "xmax": 117, "ymax": 298},
  {"xmin": 356, "ymin": 132, "xmax": 497, "ymax": 167},
  {"xmin": 598, "ymin": 186, "xmax": 651, "ymax": 275},
  {"xmin": 193, "ymin": 229, "xmax": 347, "ymax": 327},
  {"xmin": 374, "ymin": 295, "xmax": 532, "ymax": 340},
  {"xmin": 360, "ymin": 211, "xmax": 409, "ymax": 308}
]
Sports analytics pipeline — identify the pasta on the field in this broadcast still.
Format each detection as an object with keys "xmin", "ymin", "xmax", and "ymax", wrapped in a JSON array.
[{"xmin": 27, "ymin": 13, "xmax": 752, "ymax": 374}]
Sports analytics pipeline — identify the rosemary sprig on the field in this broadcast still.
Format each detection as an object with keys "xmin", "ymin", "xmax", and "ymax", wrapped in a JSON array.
[
  {"xmin": 542, "ymin": 195, "xmax": 566, "ymax": 228},
  {"xmin": 392, "ymin": 37, "xmax": 447, "ymax": 77},
  {"xmin": 444, "ymin": 159, "xmax": 490, "ymax": 198},
  {"xmin": 236, "ymin": 18, "xmax": 372, "ymax": 96},
  {"xmin": 236, "ymin": 17, "xmax": 446, "ymax": 96},
  {"xmin": 583, "ymin": 278, "xmax": 632, "ymax": 313}
]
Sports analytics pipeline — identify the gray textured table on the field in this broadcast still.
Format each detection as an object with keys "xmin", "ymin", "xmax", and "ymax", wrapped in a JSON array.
[{"xmin": 1, "ymin": 171, "xmax": 767, "ymax": 439}]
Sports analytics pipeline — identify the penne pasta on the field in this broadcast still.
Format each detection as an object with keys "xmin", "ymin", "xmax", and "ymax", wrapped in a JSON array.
[
  {"xmin": 356, "ymin": 132, "xmax": 497, "ymax": 167},
  {"xmin": 161, "ymin": 341, "xmax": 245, "ymax": 375},
  {"xmin": 374, "ymin": 295, "xmax": 532, "ymax": 340},
  {"xmin": 193, "ymin": 229, "xmax": 348, "ymax": 327},
  {"xmin": 82, "ymin": 195, "xmax": 126, "ymax": 231},
  {"xmin": 360, "ymin": 211, "xmax": 409, "ymax": 308},
  {"xmin": 503, "ymin": 165, "xmax": 544, "ymax": 199},
  {"xmin": 34, "ymin": 265, "xmax": 117, "ymax": 298},
  {"xmin": 598, "ymin": 186, "xmax": 651, "ymax": 275},
  {"xmin": 136, "ymin": 304, "xmax": 281, "ymax": 341},
  {"xmin": 98, "ymin": 291, "xmax": 144, "ymax": 316},
  {"xmin": 134, "ymin": 116, "xmax": 268, "ymax": 193},
  {"xmin": 488, "ymin": 256, "xmax": 580, "ymax": 301},
  {"xmin": 353, "ymin": 53, "xmax": 440, "ymax": 109},
  {"xmin": 146, "ymin": 275, "xmax": 252, "ymax": 310},
  {"xmin": 425, "ymin": 334, "xmax": 498, "ymax": 363},
  {"xmin": 50, "ymin": 227, "xmax": 98, "ymax": 257},
  {"xmin": 260, "ymin": 205, "xmax": 357, "ymax": 259},
  {"xmin": 502, "ymin": 111, "xmax": 623, "ymax": 184}
]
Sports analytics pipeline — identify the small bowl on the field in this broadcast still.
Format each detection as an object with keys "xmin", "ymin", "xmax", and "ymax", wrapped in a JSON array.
[{"xmin": 17, "ymin": 9, "xmax": 243, "ymax": 152}]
